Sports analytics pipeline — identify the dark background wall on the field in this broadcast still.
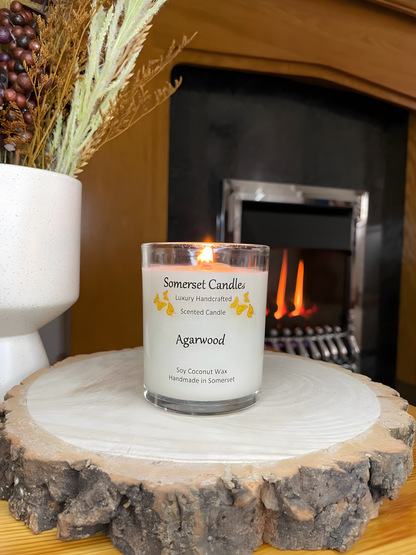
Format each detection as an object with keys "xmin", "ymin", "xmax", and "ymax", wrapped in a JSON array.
[{"xmin": 167, "ymin": 65, "xmax": 408, "ymax": 385}]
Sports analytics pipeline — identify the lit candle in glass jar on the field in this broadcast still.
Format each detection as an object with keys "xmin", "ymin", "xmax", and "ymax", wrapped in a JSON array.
[{"xmin": 141, "ymin": 242, "xmax": 269, "ymax": 415}]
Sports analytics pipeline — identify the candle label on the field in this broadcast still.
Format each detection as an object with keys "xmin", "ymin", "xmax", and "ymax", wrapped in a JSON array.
[{"xmin": 143, "ymin": 267, "xmax": 268, "ymax": 401}]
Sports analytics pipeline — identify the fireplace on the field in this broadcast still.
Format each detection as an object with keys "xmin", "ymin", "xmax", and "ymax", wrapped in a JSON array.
[
  {"xmin": 220, "ymin": 179, "xmax": 367, "ymax": 370},
  {"xmin": 167, "ymin": 65, "xmax": 408, "ymax": 385}
]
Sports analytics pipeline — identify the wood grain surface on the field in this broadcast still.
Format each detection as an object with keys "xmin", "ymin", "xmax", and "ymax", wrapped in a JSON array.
[
  {"xmin": 153, "ymin": 0, "xmax": 416, "ymax": 103},
  {"xmin": 1, "ymin": 405, "xmax": 415, "ymax": 555},
  {"xmin": 397, "ymin": 113, "xmax": 416, "ymax": 393},
  {"xmin": 23, "ymin": 351, "xmax": 382, "ymax": 463},
  {"xmin": 365, "ymin": 0, "xmax": 416, "ymax": 17}
]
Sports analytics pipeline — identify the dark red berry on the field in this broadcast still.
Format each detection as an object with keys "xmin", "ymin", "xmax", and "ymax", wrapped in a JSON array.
[
  {"xmin": 23, "ymin": 110, "xmax": 33, "ymax": 124},
  {"xmin": 23, "ymin": 129, "xmax": 33, "ymax": 141},
  {"xmin": 13, "ymin": 81, "xmax": 24, "ymax": 94},
  {"xmin": 16, "ymin": 72, "xmax": 31, "ymax": 91},
  {"xmin": 11, "ymin": 25, "xmax": 24, "ymax": 37},
  {"xmin": 23, "ymin": 26, "xmax": 35, "ymax": 39},
  {"xmin": 8, "ymin": 71, "xmax": 17, "ymax": 84},
  {"xmin": 0, "ymin": 8, "xmax": 10, "ymax": 17},
  {"xmin": 10, "ymin": 2, "xmax": 23, "ymax": 13},
  {"xmin": 7, "ymin": 59, "xmax": 14, "ymax": 72},
  {"xmin": 9, "ymin": 39, "xmax": 16, "ymax": 49},
  {"xmin": 23, "ymin": 10, "xmax": 33, "ymax": 23},
  {"xmin": 26, "ymin": 97, "xmax": 36, "ymax": 108},
  {"xmin": 29, "ymin": 39, "xmax": 40, "ymax": 53},
  {"xmin": 13, "ymin": 46, "xmax": 24, "ymax": 59},
  {"xmin": 0, "ymin": 26, "xmax": 12, "ymax": 44},
  {"xmin": 0, "ymin": 51, "xmax": 11, "ymax": 63},
  {"xmin": 16, "ymin": 33, "xmax": 28, "ymax": 49},
  {"xmin": 0, "ymin": 18, "xmax": 12, "ymax": 30},
  {"xmin": 42, "ymin": 77, "xmax": 52, "ymax": 89},
  {"xmin": 0, "ymin": 61, "xmax": 7, "ymax": 71},
  {"xmin": 15, "ymin": 92, "xmax": 25, "ymax": 108},
  {"xmin": 4, "ymin": 88, "xmax": 16, "ymax": 102},
  {"xmin": 13, "ymin": 60, "xmax": 24, "ymax": 74},
  {"xmin": 20, "ymin": 50, "xmax": 34, "ymax": 67},
  {"xmin": 10, "ymin": 13, "xmax": 25, "ymax": 26}
]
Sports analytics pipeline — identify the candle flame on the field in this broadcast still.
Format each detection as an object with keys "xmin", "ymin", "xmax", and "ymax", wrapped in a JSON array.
[{"xmin": 197, "ymin": 246, "xmax": 214, "ymax": 264}]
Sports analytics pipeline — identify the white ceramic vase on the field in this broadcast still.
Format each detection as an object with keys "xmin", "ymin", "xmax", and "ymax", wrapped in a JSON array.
[{"xmin": 0, "ymin": 165, "xmax": 81, "ymax": 399}]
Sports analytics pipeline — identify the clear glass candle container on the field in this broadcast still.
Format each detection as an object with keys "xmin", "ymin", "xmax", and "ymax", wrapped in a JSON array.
[{"xmin": 141, "ymin": 242, "xmax": 269, "ymax": 415}]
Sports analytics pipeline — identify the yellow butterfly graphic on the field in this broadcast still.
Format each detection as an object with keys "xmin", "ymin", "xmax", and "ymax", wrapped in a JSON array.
[
  {"xmin": 247, "ymin": 304, "xmax": 254, "ymax": 318},
  {"xmin": 230, "ymin": 297, "xmax": 239, "ymax": 309},
  {"xmin": 244, "ymin": 292, "xmax": 250, "ymax": 303},
  {"xmin": 166, "ymin": 302, "xmax": 175, "ymax": 316},
  {"xmin": 154, "ymin": 294, "xmax": 159, "ymax": 304},
  {"xmin": 163, "ymin": 290, "xmax": 169, "ymax": 301},
  {"xmin": 236, "ymin": 304, "xmax": 248, "ymax": 315},
  {"xmin": 157, "ymin": 301, "xmax": 167, "ymax": 311}
]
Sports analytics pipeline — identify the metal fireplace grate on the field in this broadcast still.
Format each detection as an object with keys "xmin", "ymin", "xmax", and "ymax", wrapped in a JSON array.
[
  {"xmin": 265, "ymin": 324, "xmax": 360, "ymax": 372},
  {"xmin": 220, "ymin": 179, "xmax": 368, "ymax": 372}
]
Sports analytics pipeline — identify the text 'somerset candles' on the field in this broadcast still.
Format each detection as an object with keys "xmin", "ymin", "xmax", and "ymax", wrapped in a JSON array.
[{"xmin": 141, "ymin": 242, "xmax": 270, "ymax": 415}]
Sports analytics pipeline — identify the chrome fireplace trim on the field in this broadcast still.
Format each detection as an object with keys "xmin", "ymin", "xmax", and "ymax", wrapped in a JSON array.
[{"xmin": 220, "ymin": 179, "xmax": 368, "ymax": 350}]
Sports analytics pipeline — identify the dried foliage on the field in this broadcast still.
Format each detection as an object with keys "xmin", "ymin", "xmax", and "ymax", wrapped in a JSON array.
[
  {"xmin": 0, "ymin": 100, "xmax": 27, "ymax": 162},
  {"xmin": 27, "ymin": 0, "xmax": 104, "ymax": 169},
  {"xmin": 0, "ymin": 0, "xmax": 194, "ymax": 177},
  {"xmin": 70, "ymin": 34, "xmax": 195, "ymax": 177}
]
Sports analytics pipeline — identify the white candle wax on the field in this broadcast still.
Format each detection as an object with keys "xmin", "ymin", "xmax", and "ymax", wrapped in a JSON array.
[{"xmin": 142, "ymin": 263, "xmax": 268, "ymax": 402}]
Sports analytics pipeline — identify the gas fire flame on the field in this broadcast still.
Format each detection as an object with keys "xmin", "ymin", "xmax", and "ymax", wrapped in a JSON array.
[
  {"xmin": 273, "ymin": 250, "xmax": 317, "ymax": 320},
  {"xmin": 289, "ymin": 259, "xmax": 304, "ymax": 317},
  {"xmin": 274, "ymin": 249, "xmax": 288, "ymax": 320}
]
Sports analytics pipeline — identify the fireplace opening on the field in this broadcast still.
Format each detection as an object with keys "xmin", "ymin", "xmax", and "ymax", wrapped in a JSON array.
[
  {"xmin": 221, "ymin": 179, "xmax": 365, "ymax": 370},
  {"xmin": 263, "ymin": 247, "xmax": 359, "ymax": 367},
  {"xmin": 266, "ymin": 247, "xmax": 347, "ymax": 333}
]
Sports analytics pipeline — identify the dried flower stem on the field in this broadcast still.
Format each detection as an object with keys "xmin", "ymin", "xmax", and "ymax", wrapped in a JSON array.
[
  {"xmin": 23, "ymin": 0, "xmax": 104, "ymax": 169},
  {"xmin": 53, "ymin": 0, "xmax": 172, "ymax": 176}
]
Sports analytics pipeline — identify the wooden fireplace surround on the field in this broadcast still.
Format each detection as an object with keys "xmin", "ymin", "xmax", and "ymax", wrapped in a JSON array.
[{"xmin": 71, "ymin": 0, "xmax": 416, "ymax": 401}]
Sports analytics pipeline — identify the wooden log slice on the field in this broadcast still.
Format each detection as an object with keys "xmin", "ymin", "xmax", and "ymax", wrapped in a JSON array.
[{"xmin": 0, "ymin": 348, "xmax": 414, "ymax": 555}]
